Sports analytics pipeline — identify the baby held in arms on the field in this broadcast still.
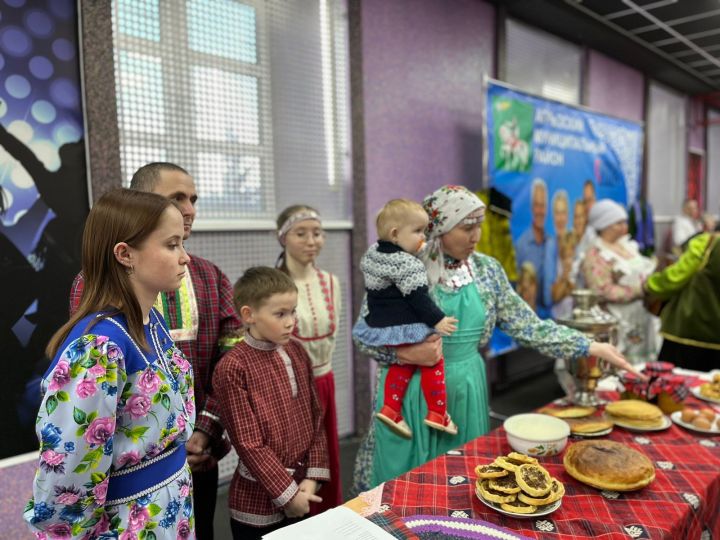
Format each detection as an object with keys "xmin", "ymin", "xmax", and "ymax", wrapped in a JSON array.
[{"xmin": 354, "ymin": 199, "xmax": 458, "ymax": 438}]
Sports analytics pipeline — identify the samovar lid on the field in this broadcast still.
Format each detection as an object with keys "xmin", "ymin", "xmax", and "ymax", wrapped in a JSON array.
[{"xmin": 557, "ymin": 288, "xmax": 617, "ymax": 332}]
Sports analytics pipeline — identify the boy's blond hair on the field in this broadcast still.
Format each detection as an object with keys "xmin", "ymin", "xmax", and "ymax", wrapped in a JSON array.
[
  {"xmin": 233, "ymin": 266, "xmax": 298, "ymax": 311},
  {"xmin": 376, "ymin": 199, "xmax": 427, "ymax": 240}
]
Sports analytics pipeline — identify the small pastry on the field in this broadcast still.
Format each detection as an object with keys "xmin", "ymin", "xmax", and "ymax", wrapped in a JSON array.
[
  {"xmin": 493, "ymin": 456, "xmax": 526, "ymax": 472},
  {"xmin": 488, "ymin": 475, "xmax": 522, "ymax": 494},
  {"xmin": 680, "ymin": 408, "xmax": 698, "ymax": 423},
  {"xmin": 506, "ymin": 452, "xmax": 538, "ymax": 464},
  {"xmin": 500, "ymin": 499, "xmax": 538, "ymax": 514},
  {"xmin": 477, "ymin": 480, "xmax": 517, "ymax": 504},
  {"xmin": 698, "ymin": 408, "xmax": 716, "ymax": 421},
  {"xmin": 692, "ymin": 416, "xmax": 712, "ymax": 430},
  {"xmin": 475, "ymin": 464, "xmax": 508, "ymax": 479},
  {"xmin": 515, "ymin": 464, "xmax": 552, "ymax": 497},
  {"xmin": 517, "ymin": 478, "xmax": 565, "ymax": 506}
]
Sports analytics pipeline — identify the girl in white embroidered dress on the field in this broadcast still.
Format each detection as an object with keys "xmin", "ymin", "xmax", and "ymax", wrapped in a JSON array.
[{"xmin": 276, "ymin": 205, "xmax": 342, "ymax": 512}]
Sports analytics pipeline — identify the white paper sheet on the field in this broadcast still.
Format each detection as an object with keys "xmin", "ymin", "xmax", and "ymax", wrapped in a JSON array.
[{"xmin": 262, "ymin": 506, "xmax": 398, "ymax": 540}]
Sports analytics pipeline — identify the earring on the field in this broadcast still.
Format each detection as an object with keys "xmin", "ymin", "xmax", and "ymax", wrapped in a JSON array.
[{"xmin": 125, "ymin": 264, "xmax": 134, "ymax": 276}]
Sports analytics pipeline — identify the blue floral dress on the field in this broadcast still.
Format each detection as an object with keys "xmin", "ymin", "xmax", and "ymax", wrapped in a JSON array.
[{"xmin": 24, "ymin": 310, "xmax": 196, "ymax": 540}]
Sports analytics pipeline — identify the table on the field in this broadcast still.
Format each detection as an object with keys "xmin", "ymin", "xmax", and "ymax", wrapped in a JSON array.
[{"xmin": 349, "ymin": 390, "xmax": 720, "ymax": 539}]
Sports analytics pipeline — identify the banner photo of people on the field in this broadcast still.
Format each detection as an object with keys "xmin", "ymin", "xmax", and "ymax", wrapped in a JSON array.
[
  {"xmin": 482, "ymin": 80, "xmax": 644, "ymax": 355},
  {"xmin": 0, "ymin": 0, "xmax": 88, "ymax": 458}
]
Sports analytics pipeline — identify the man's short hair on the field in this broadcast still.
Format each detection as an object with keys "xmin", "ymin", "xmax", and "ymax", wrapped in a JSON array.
[
  {"xmin": 233, "ymin": 266, "xmax": 297, "ymax": 310},
  {"xmin": 130, "ymin": 162, "xmax": 190, "ymax": 192}
]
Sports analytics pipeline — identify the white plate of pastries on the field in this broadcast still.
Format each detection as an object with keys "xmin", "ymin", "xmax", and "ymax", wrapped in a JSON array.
[
  {"xmin": 474, "ymin": 452, "xmax": 564, "ymax": 518},
  {"xmin": 671, "ymin": 406, "xmax": 720, "ymax": 435},
  {"xmin": 692, "ymin": 373, "xmax": 720, "ymax": 404}
]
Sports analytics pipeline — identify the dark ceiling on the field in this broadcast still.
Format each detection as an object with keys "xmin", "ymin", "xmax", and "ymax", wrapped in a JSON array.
[{"xmin": 490, "ymin": 0, "xmax": 720, "ymax": 100}]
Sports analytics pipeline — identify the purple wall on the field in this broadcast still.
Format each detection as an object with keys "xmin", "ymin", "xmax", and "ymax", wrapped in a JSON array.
[
  {"xmin": 361, "ymin": 0, "xmax": 495, "ymax": 238},
  {"xmin": 586, "ymin": 50, "xmax": 644, "ymax": 122}
]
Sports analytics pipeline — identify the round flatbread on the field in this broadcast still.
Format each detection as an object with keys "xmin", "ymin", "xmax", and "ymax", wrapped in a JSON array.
[
  {"xmin": 477, "ymin": 480, "xmax": 517, "ymax": 504},
  {"xmin": 563, "ymin": 440, "xmax": 655, "ymax": 491},
  {"xmin": 475, "ymin": 464, "xmax": 508, "ymax": 479},
  {"xmin": 567, "ymin": 418, "xmax": 614, "ymax": 434},
  {"xmin": 515, "ymin": 463, "xmax": 552, "ymax": 497},
  {"xmin": 517, "ymin": 478, "xmax": 565, "ymax": 505},
  {"xmin": 540, "ymin": 406, "xmax": 596, "ymax": 418},
  {"xmin": 605, "ymin": 400, "xmax": 663, "ymax": 421},
  {"xmin": 607, "ymin": 414, "xmax": 665, "ymax": 429},
  {"xmin": 488, "ymin": 475, "xmax": 522, "ymax": 494},
  {"xmin": 500, "ymin": 499, "xmax": 538, "ymax": 514}
]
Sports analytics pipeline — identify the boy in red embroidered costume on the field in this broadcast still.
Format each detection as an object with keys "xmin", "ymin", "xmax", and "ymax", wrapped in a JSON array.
[{"xmin": 211, "ymin": 267, "xmax": 329, "ymax": 539}]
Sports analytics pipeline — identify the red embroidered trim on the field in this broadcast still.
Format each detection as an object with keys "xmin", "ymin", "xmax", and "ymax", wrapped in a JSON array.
[{"xmin": 292, "ymin": 268, "xmax": 337, "ymax": 342}]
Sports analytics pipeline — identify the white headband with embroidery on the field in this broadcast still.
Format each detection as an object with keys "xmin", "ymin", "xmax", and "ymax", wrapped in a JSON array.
[{"xmin": 277, "ymin": 210, "xmax": 322, "ymax": 245}]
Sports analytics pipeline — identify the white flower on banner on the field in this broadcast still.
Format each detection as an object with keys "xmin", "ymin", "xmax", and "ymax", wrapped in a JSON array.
[
  {"xmin": 655, "ymin": 461, "xmax": 674, "ymax": 470},
  {"xmin": 446, "ymin": 450, "xmax": 462, "ymax": 455},
  {"xmin": 449, "ymin": 476, "xmax": 466, "ymax": 485},
  {"xmin": 601, "ymin": 490, "xmax": 620, "ymax": 499},
  {"xmin": 378, "ymin": 504, "xmax": 390, "ymax": 513},
  {"xmin": 634, "ymin": 436, "xmax": 651, "ymax": 445},
  {"xmin": 535, "ymin": 520, "xmax": 555, "ymax": 532}
]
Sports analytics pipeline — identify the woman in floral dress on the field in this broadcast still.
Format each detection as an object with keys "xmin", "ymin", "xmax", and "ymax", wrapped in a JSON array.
[
  {"xmin": 582, "ymin": 199, "xmax": 658, "ymax": 365},
  {"xmin": 352, "ymin": 186, "xmax": 642, "ymax": 493},
  {"xmin": 276, "ymin": 205, "xmax": 343, "ymax": 511},
  {"xmin": 24, "ymin": 189, "xmax": 196, "ymax": 540}
]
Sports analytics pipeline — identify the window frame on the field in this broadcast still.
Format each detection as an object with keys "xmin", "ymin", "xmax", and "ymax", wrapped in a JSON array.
[{"xmin": 113, "ymin": 0, "xmax": 277, "ymax": 225}]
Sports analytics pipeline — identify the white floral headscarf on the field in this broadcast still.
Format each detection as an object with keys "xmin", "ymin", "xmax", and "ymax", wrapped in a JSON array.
[{"xmin": 421, "ymin": 185, "xmax": 486, "ymax": 286}]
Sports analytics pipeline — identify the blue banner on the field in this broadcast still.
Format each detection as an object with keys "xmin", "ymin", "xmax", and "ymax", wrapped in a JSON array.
[{"xmin": 485, "ymin": 80, "xmax": 644, "ymax": 323}]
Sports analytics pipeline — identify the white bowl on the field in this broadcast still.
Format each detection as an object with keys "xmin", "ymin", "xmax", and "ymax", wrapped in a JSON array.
[{"xmin": 503, "ymin": 413, "xmax": 570, "ymax": 457}]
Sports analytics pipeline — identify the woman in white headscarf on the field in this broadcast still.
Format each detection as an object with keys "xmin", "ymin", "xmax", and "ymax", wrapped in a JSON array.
[
  {"xmin": 352, "ymin": 186, "xmax": 642, "ymax": 493},
  {"xmin": 582, "ymin": 199, "xmax": 658, "ymax": 365}
]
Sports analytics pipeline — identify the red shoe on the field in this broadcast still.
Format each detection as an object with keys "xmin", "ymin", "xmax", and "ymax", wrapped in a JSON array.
[
  {"xmin": 376, "ymin": 405, "xmax": 413, "ymax": 438},
  {"xmin": 424, "ymin": 411, "xmax": 458, "ymax": 435}
]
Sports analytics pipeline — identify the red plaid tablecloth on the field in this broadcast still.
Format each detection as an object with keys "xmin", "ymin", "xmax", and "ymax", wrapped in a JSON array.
[{"xmin": 374, "ymin": 391, "xmax": 720, "ymax": 539}]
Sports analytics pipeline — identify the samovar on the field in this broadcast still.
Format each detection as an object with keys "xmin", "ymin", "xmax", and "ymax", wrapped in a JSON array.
[{"xmin": 556, "ymin": 289, "xmax": 618, "ymax": 406}]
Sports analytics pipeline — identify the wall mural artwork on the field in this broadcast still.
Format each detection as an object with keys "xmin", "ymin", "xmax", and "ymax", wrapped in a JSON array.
[{"xmin": 0, "ymin": 0, "xmax": 88, "ymax": 458}]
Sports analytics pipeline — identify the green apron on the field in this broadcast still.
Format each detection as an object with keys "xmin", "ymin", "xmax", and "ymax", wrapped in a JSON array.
[{"xmin": 371, "ymin": 282, "xmax": 488, "ymax": 486}]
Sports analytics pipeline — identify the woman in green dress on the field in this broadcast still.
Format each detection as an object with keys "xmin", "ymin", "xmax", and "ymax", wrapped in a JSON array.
[{"xmin": 352, "ymin": 185, "xmax": 642, "ymax": 493}]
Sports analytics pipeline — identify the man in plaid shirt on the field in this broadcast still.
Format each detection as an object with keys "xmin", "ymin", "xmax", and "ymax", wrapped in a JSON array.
[
  {"xmin": 69, "ymin": 162, "xmax": 241, "ymax": 539},
  {"xmin": 210, "ymin": 267, "xmax": 329, "ymax": 539}
]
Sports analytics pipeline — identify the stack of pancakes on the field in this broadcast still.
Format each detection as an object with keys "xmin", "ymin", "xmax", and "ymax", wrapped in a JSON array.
[
  {"xmin": 605, "ymin": 400, "xmax": 665, "ymax": 429},
  {"xmin": 538, "ymin": 405, "xmax": 596, "ymax": 419},
  {"xmin": 564, "ymin": 417, "xmax": 614, "ymax": 436},
  {"xmin": 539, "ymin": 406, "xmax": 613, "ymax": 436},
  {"xmin": 475, "ymin": 452, "xmax": 565, "ymax": 514}
]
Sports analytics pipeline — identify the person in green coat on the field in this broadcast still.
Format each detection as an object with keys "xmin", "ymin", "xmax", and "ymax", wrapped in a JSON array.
[
  {"xmin": 352, "ymin": 185, "xmax": 642, "ymax": 494},
  {"xmin": 645, "ymin": 231, "xmax": 720, "ymax": 372}
]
